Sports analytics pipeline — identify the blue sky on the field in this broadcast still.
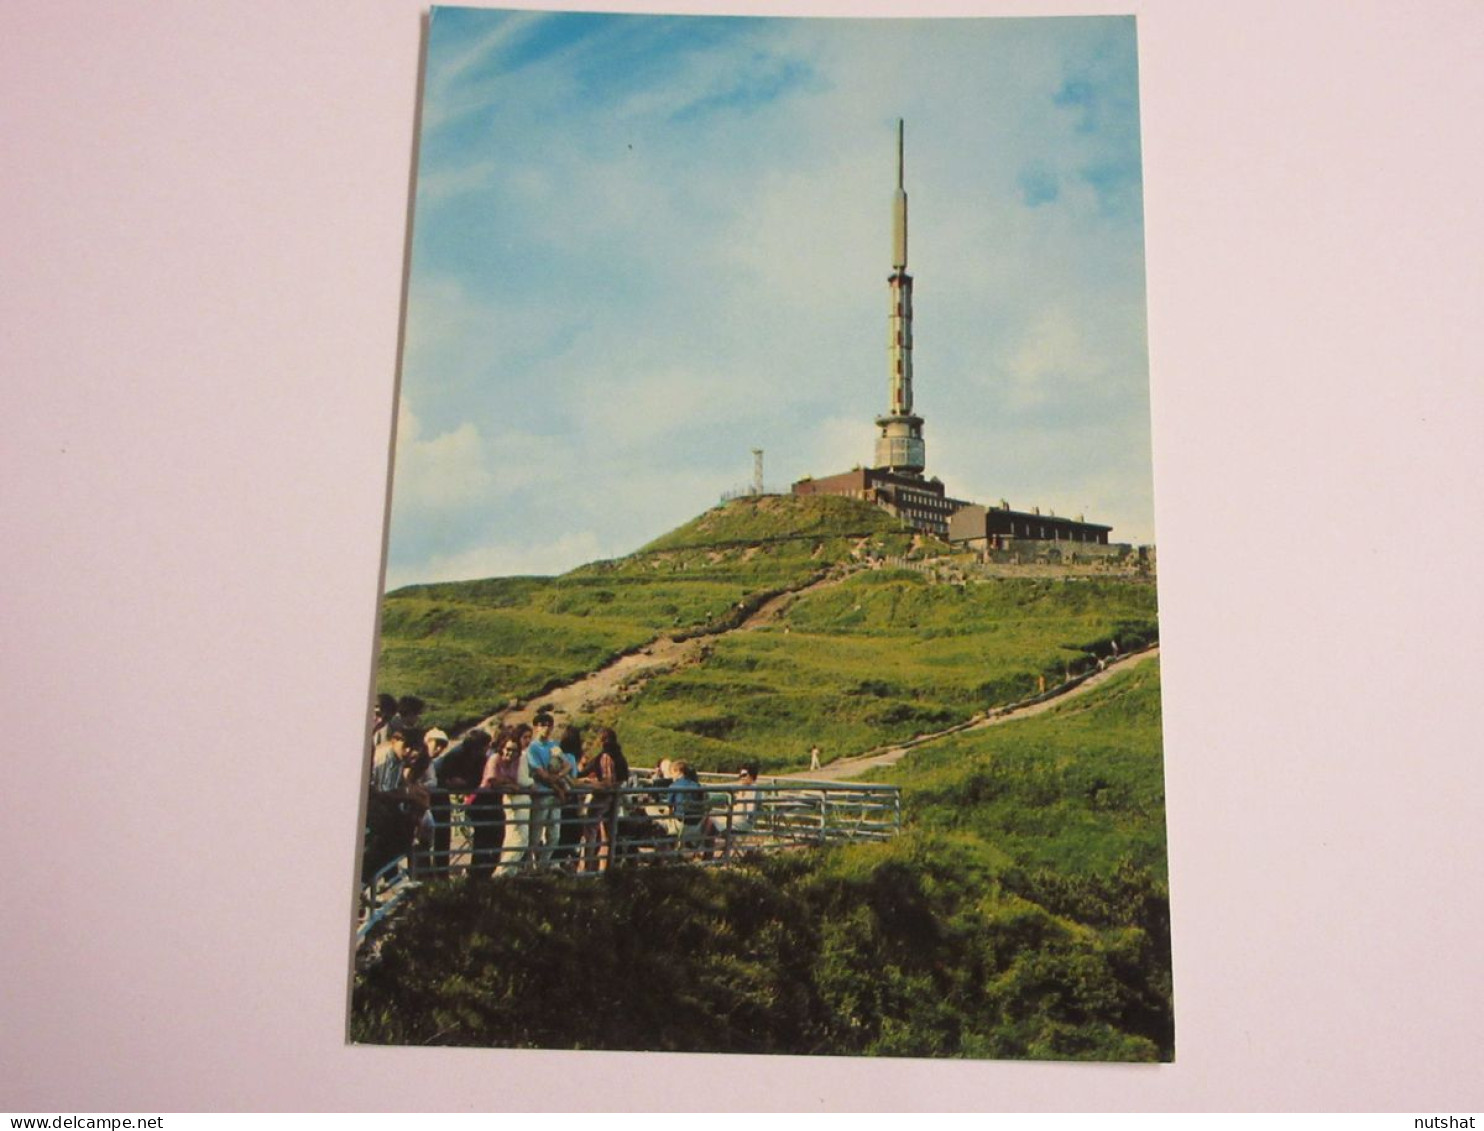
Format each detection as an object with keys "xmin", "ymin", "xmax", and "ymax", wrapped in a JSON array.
[{"xmin": 385, "ymin": 8, "xmax": 1154, "ymax": 589}]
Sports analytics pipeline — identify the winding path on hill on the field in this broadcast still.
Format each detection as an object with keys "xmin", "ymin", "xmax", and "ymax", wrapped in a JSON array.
[
  {"xmin": 477, "ymin": 558, "xmax": 1157, "ymax": 786},
  {"xmin": 783, "ymin": 645, "xmax": 1161, "ymax": 783},
  {"xmin": 484, "ymin": 567, "xmax": 855, "ymax": 729}
]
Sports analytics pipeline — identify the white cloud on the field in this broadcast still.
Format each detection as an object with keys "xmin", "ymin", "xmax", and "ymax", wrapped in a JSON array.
[
  {"xmin": 386, "ymin": 530, "xmax": 611, "ymax": 591},
  {"xmin": 1001, "ymin": 306, "xmax": 1109, "ymax": 410},
  {"xmin": 393, "ymin": 399, "xmax": 495, "ymax": 512},
  {"xmin": 388, "ymin": 401, "xmax": 569, "ymax": 556}
]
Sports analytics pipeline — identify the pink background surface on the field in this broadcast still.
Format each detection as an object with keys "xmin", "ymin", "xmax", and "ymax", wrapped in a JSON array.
[{"xmin": 3, "ymin": 0, "xmax": 1481, "ymax": 1112}]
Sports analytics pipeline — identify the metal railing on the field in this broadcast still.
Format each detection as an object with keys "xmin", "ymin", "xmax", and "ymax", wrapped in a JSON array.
[
  {"xmin": 357, "ymin": 774, "xmax": 900, "ymax": 939},
  {"xmin": 358, "ymin": 854, "xmax": 416, "ymax": 941},
  {"xmin": 426, "ymin": 776, "xmax": 900, "ymax": 876}
]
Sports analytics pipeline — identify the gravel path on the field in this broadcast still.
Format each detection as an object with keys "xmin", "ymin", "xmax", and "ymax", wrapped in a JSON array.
[
  {"xmin": 469, "ymin": 566, "xmax": 1157, "ymax": 787},
  {"xmin": 482, "ymin": 569, "xmax": 851, "ymax": 730},
  {"xmin": 782, "ymin": 645, "xmax": 1161, "ymax": 782}
]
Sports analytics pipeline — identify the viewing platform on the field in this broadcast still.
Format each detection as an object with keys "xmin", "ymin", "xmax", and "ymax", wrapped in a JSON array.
[{"xmin": 359, "ymin": 772, "xmax": 902, "ymax": 941}]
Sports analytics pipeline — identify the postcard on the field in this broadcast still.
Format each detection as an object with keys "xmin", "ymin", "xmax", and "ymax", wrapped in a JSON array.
[{"xmin": 354, "ymin": 7, "xmax": 1169, "ymax": 1062}]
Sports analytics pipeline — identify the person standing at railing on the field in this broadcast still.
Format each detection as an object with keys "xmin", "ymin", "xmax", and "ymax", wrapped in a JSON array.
[
  {"xmin": 370, "ymin": 724, "xmax": 436, "ymax": 873},
  {"xmin": 369, "ymin": 723, "xmax": 432, "ymax": 794},
  {"xmin": 434, "ymin": 726, "xmax": 490, "ymax": 793},
  {"xmin": 577, "ymin": 726, "xmax": 629, "ymax": 873},
  {"xmin": 435, "ymin": 727, "xmax": 492, "ymax": 876},
  {"xmin": 400, "ymin": 745, "xmax": 437, "ymax": 875},
  {"xmin": 730, "ymin": 762, "xmax": 764, "ymax": 836},
  {"xmin": 493, "ymin": 722, "xmax": 533, "ymax": 875},
  {"xmin": 364, "ymin": 723, "xmax": 431, "ymax": 882},
  {"xmin": 420, "ymin": 728, "xmax": 453, "ymax": 875},
  {"xmin": 524, "ymin": 711, "xmax": 568, "ymax": 866},
  {"xmin": 553, "ymin": 725, "xmax": 586, "ymax": 869}
]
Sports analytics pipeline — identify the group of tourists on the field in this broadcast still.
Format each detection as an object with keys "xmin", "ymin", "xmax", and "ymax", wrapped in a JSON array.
[{"xmin": 363, "ymin": 694, "xmax": 767, "ymax": 883}]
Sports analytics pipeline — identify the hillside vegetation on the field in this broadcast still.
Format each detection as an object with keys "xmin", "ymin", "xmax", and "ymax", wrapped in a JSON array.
[
  {"xmin": 352, "ymin": 661, "xmax": 1171, "ymax": 1060},
  {"xmin": 611, "ymin": 570, "xmax": 1157, "ymax": 774},
  {"xmin": 377, "ymin": 495, "xmax": 930, "ymax": 730},
  {"xmin": 361, "ymin": 497, "xmax": 1169, "ymax": 1058},
  {"xmin": 377, "ymin": 495, "xmax": 1157, "ymax": 778}
]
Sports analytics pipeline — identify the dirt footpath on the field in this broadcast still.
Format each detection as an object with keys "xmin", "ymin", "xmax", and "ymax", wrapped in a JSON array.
[
  {"xmin": 785, "ymin": 646, "xmax": 1161, "ymax": 782},
  {"xmin": 483, "ymin": 570, "xmax": 850, "ymax": 729},
  {"xmin": 473, "ymin": 566, "xmax": 1157, "ymax": 786}
]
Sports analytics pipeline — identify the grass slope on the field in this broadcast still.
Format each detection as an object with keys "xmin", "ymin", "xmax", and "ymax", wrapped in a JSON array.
[
  {"xmin": 352, "ymin": 662, "xmax": 1171, "ymax": 1060},
  {"xmin": 376, "ymin": 495, "xmax": 923, "ymax": 729},
  {"xmin": 882, "ymin": 655, "xmax": 1169, "ymax": 877},
  {"xmin": 609, "ymin": 571, "xmax": 1157, "ymax": 774}
]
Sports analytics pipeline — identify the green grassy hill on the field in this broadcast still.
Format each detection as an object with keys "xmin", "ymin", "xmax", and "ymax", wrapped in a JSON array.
[
  {"xmin": 884, "ymin": 656, "xmax": 1168, "ymax": 876},
  {"xmin": 352, "ymin": 661, "xmax": 1171, "ymax": 1060},
  {"xmin": 611, "ymin": 570, "xmax": 1156, "ymax": 774},
  {"xmin": 638, "ymin": 492, "xmax": 912, "ymax": 554},
  {"xmin": 376, "ymin": 494, "xmax": 930, "ymax": 729},
  {"xmin": 377, "ymin": 495, "xmax": 1156, "ymax": 770},
  {"xmin": 358, "ymin": 497, "xmax": 1170, "ymax": 1060}
]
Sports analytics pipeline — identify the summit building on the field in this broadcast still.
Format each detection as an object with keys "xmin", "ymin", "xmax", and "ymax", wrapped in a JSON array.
[{"xmin": 792, "ymin": 121, "xmax": 1113, "ymax": 552}]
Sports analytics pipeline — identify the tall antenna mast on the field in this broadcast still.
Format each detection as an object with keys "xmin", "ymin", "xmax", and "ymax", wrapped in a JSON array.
[
  {"xmin": 891, "ymin": 118, "xmax": 908, "ymax": 272},
  {"xmin": 875, "ymin": 118, "xmax": 925, "ymax": 476}
]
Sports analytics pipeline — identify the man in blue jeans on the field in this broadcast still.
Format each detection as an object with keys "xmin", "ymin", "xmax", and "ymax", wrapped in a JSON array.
[{"xmin": 521, "ymin": 711, "xmax": 567, "ymax": 867}]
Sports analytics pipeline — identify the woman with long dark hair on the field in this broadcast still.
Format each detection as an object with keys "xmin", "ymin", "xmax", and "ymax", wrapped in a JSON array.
[
  {"xmin": 443, "ymin": 727, "xmax": 493, "ymax": 876},
  {"xmin": 577, "ymin": 726, "xmax": 629, "ymax": 873},
  {"xmin": 553, "ymin": 724, "xmax": 585, "ymax": 868}
]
